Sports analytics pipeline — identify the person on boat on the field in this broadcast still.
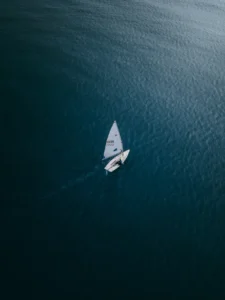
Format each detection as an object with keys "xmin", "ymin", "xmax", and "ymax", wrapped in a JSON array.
[{"xmin": 116, "ymin": 159, "xmax": 123, "ymax": 166}]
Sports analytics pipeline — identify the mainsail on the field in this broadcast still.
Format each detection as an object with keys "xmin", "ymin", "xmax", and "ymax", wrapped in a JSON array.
[{"xmin": 103, "ymin": 121, "xmax": 123, "ymax": 160}]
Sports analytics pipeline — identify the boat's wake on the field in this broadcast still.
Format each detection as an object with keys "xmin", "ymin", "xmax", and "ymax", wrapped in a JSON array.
[{"xmin": 39, "ymin": 165, "xmax": 100, "ymax": 200}]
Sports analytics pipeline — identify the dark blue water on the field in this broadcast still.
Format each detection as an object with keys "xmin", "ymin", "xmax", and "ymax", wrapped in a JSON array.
[{"xmin": 2, "ymin": 0, "xmax": 225, "ymax": 299}]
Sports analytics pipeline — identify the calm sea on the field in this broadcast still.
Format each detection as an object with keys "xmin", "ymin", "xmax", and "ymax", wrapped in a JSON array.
[{"xmin": 2, "ymin": 0, "xmax": 225, "ymax": 299}]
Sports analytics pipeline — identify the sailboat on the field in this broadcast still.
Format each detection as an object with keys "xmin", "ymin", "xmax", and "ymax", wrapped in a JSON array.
[{"xmin": 103, "ymin": 121, "xmax": 130, "ymax": 172}]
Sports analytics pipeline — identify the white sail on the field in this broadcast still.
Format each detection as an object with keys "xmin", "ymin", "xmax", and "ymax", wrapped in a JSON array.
[{"xmin": 103, "ymin": 121, "xmax": 123, "ymax": 160}]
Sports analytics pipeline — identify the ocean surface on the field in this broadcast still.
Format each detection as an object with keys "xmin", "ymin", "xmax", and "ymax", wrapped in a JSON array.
[{"xmin": 2, "ymin": 0, "xmax": 225, "ymax": 299}]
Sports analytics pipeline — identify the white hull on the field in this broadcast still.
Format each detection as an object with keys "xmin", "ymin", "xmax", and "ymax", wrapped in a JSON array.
[{"xmin": 104, "ymin": 150, "xmax": 130, "ymax": 172}]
